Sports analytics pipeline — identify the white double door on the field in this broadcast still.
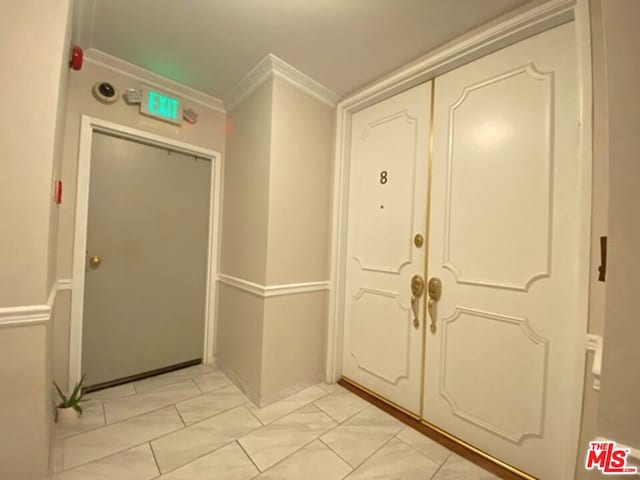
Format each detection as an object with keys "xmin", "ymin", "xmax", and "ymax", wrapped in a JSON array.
[{"xmin": 341, "ymin": 23, "xmax": 586, "ymax": 479}]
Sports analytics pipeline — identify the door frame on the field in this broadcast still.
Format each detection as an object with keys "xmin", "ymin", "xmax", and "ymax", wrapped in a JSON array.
[
  {"xmin": 326, "ymin": 0, "xmax": 593, "ymax": 475},
  {"xmin": 69, "ymin": 115, "xmax": 223, "ymax": 388}
]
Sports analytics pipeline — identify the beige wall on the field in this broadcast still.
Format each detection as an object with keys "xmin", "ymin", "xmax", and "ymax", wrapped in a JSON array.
[
  {"xmin": 0, "ymin": 0, "xmax": 73, "ymax": 478},
  {"xmin": 261, "ymin": 291, "xmax": 328, "ymax": 401},
  {"xmin": 216, "ymin": 76, "xmax": 335, "ymax": 405},
  {"xmin": 266, "ymin": 79, "xmax": 335, "ymax": 284},
  {"xmin": 219, "ymin": 80, "xmax": 273, "ymax": 285},
  {"xmin": 597, "ymin": 0, "xmax": 640, "ymax": 451},
  {"xmin": 260, "ymin": 78, "xmax": 334, "ymax": 400},
  {"xmin": 52, "ymin": 60, "xmax": 226, "ymax": 392},
  {"xmin": 0, "ymin": 1, "xmax": 71, "ymax": 307}
]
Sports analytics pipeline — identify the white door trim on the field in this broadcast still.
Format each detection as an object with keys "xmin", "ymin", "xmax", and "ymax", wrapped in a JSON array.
[{"xmin": 69, "ymin": 115, "xmax": 223, "ymax": 388}]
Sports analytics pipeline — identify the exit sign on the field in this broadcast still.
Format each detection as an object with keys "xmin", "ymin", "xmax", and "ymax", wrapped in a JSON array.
[{"xmin": 140, "ymin": 88, "xmax": 183, "ymax": 125}]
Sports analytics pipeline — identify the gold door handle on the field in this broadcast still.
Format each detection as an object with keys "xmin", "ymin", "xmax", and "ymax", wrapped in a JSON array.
[
  {"xmin": 427, "ymin": 277, "xmax": 442, "ymax": 333},
  {"xmin": 89, "ymin": 255, "xmax": 102, "ymax": 268},
  {"xmin": 410, "ymin": 275, "xmax": 425, "ymax": 328}
]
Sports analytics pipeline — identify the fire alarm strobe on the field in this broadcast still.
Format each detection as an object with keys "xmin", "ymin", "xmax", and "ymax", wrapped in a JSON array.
[
  {"xmin": 69, "ymin": 46, "xmax": 83, "ymax": 70},
  {"xmin": 93, "ymin": 81, "xmax": 119, "ymax": 104}
]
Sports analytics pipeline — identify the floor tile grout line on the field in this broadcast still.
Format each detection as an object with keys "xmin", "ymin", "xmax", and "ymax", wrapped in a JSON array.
[
  {"xmin": 99, "ymin": 384, "xmax": 203, "ymax": 426},
  {"xmin": 312, "ymin": 399, "xmax": 369, "ymax": 425},
  {"xmin": 247, "ymin": 431, "xmax": 338, "ymax": 475},
  {"xmin": 247, "ymin": 388, "xmax": 329, "ymax": 425},
  {"xmin": 427, "ymin": 452, "xmax": 452, "ymax": 480},
  {"xmin": 58, "ymin": 410, "xmax": 185, "ymax": 471},
  {"xmin": 393, "ymin": 429, "xmax": 453, "ymax": 467},
  {"xmin": 56, "ymin": 377, "xmax": 342, "ymax": 475},
  {"xmin": 154, "ymin": 438, "xmax": 247, "ymax": 477},
  {"xmin": 147, "ymin": 404, "xmax": 256, "ymax": 447},
  {"xmin": 53, "ymin": 404, "xmax": 109, "ymax": 443},
  {"xmin": 318, "ymin": 436, "xmax": 358, "ymax": 470},
  {"xmin": 148, "ymin": 441, "xmax": 162, "ymax": 477},
  {"xmin": 172, "ymin": 395, "xmax": 250, "ymax": 426},
  {"xmin": 236, "ymin": 439, "xmax": 263, "ymax": 474},
  {"xmin": 172, "ymin": 403, "xmax": 187, "ymax": 427},
  {"xmin": 58, "ymin": 437, "xmax": 163, "ymax": 473},
  {"xmin": 245, "ymin": 404, "xmax": 268, "ymax": 426}
]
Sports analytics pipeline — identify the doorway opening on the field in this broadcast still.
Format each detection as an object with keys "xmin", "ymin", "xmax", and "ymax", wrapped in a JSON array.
[{"xmin": 69, "ymin": 116, "xmax": 223, "ymax": 391}]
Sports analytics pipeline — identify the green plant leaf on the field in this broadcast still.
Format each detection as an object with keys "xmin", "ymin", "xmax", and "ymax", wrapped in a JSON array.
[
  {"xmin": 53, "ymin": 381, "xmax": 69, "ymax": 406},
  {"xmin": 73, "ymin": 404, "xmax": 83, "ymax": 414},
  {"xmin": 69, "ymin": 374, "xmax": 86, "ymax": 404}
]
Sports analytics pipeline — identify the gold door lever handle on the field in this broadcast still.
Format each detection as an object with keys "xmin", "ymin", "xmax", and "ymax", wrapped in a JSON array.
[
  {"xmin": 427, "ymin": 277, "xmax": 442, "ymax": 333},
  {"xmin": 89, "ymin": 255, "xmax": 102, "ymax": 268},
  {"xmin": 410, "ymin": 275, "xmax": 425, "ymax": 329}
]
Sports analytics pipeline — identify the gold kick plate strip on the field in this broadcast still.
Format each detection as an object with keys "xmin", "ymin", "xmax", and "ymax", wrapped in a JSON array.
[
  {"xmin": 340, "ymin": 376, "xmax": 420, "ymax": 420},
  {"xmin": 419, "ymin": 418, "xmax": 538, "ymax": 480}
]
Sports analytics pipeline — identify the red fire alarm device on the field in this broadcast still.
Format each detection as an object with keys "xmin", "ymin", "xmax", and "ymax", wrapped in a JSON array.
[
  {"xmin": 54, "ymin": 180, "xmax": 63, "ymax": 204},
  {"xmin": 70, "ymin": 46, "xmax": 83, "ymax": 71}
]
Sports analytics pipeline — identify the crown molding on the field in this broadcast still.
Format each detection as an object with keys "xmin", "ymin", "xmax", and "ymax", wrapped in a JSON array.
[
  {"xmin": 84, "ymin": 48, "xmax": 226, "ymax": 113},
  {"xmin": 224, "ymin": 54, "xmax": 340, "ymax": 112}
]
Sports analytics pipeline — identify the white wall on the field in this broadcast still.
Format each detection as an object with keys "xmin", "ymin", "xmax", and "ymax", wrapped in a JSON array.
[
  {"xmin": 0, "ymin": 0, "xmax": 73, "ymax": 478},
  {"xmin": 597, "ymin": 0, "xmax": 640, "ymax": 451}
]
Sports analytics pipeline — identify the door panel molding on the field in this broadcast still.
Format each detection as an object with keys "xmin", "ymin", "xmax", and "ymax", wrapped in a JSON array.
[
  {"xmin": 69, "ymin": 116, "xmax": 223, "ymax": 388},
  {"xmin": 350, "ymin": 288, "xmax": 411, "ymax": 385},
  {"xmin": 439, "ymin": 307, "xmax": 548, "ymax": 443},
  {"xmin": 352, "ymin": 110, "xmax": 419, "ymax": 275},
  {"xmin": 443, "ymin": 64, "xmax": 554, "ymax": 292}
]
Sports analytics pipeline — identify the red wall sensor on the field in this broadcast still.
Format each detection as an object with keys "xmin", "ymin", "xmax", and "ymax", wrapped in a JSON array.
[
  {"xmin": 70, "ymin": 46, "xmax": 83, "ymax": 71},
  {"xmin": 54, "ymin": 180, "xmax": 63, "ymax": 204}
]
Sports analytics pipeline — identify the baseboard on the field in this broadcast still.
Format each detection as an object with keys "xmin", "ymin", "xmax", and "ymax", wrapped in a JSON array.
[
  {"xmin": 215, "ymin": 356, "xmax": 262, "ymax": 407},
  {"xmin": 215, "ymin": 356, "xmax": 323, "ymax": 408},
  {"xmin": 339, "ymin": 377, "xmax": 535, "ymax": 480},
  {"xmin": 258, "ymin": 373, "xmax": 325, "ymax": 407}
]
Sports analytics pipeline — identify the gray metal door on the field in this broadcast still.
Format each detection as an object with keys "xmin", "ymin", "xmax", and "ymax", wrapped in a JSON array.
[{"xmin": 82, "ymin": 132, "xmax": 211, "ymax": 386}]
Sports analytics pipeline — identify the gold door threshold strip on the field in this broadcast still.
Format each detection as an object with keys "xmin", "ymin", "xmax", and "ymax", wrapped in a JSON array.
[{"xmin": 338, "ymin": 376, "xmax": 537, "ymax": 480}]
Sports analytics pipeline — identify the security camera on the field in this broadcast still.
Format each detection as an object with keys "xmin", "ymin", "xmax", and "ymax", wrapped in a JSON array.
[{"xmin": 92, "ymin": 81, "xmax": 119, "ymax": 104}]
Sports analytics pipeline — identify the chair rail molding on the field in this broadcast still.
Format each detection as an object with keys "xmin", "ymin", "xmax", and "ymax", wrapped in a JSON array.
[
  {"xmin": 218, "ymin": 274, "xmax": 330, "ymax": 298},
  {"xmin": 0, "ymin": 279, "xmax": 72, "ymax": 329}
]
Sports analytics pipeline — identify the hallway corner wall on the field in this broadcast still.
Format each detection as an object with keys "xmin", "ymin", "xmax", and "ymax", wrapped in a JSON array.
[
  {"xmin": 216, "ymin": 78, "xmax": 274, "ymax": 403},
  {"xmin": 0, "ymin": 0, "xmax": 74, "ymax": 478},
  {"xmin": 216, "ymin": 69, "xmax": 335, "ymax": 406}
]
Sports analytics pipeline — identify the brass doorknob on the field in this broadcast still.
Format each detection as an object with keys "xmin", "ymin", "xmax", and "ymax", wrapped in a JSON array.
[{"xmin": 89, "ymin": 255, "xmax": 102, "ymax": 268}]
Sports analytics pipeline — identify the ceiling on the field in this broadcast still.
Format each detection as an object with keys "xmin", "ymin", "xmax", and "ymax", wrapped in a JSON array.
[{"xmin": 76, "ymin": 0, "xmax": 534, "ymax": 100}]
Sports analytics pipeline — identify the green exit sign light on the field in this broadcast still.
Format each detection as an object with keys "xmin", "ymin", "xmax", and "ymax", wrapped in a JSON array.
[{"xmin": 140, "ymin": 88, "xmax": 183, "ymax": 125}]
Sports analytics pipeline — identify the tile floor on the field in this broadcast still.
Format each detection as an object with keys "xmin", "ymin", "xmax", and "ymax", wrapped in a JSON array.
[{"xmin": 52, "ymin": 364, "xmax": 498, "ymax": 479}]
